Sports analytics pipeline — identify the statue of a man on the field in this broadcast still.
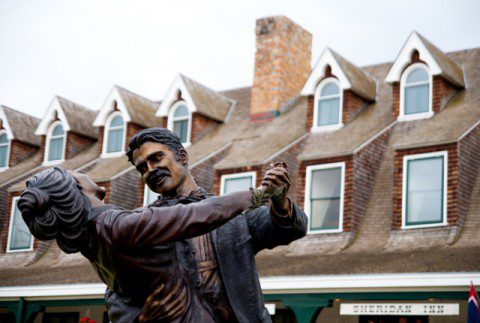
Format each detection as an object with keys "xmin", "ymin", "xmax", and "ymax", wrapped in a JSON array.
[{"xmin": 103, "ymin": 127, "xmax": 308, "ymax": 322}]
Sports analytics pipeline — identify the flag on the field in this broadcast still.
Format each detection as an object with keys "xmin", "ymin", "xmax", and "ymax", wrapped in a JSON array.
[{"xmin": 468, "ymin": 283, "xmax": 480, "ymax": 323}]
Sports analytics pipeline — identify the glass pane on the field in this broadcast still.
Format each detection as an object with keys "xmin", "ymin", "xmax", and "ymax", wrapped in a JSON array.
[
  {"xmin": 310, "ymin": 198, "xmax": 340, "ymax": 230},
  {"xmin": 311, "ymin": 167, "xmax": 342, "ymax": 198},
  {"xmin": 110, "ymin": 115, "xmax": 124, "ymax": 127},
  {"xmin": 223, "ymin": 176, "xmax": 252, "ymax": 195},
  {"xmin": 406, "ymin": 68, "xmax": 429, "ymax": 83},
  {"xmin": 404, "ymin": 84, "xmax": 429, "ymax": 114},
  {"xmin": 173, "ymin": 105, "xmax": 189, "ymax": 118},
  {"xmin": 52, "ymin": 124, "xmax": 65, "ymax": 136},
  {"xmin": 9, "ymin": 200, "xmax": 32, "ymax": 250},
  {"xmin": 144, "ymin": 187, "xmax": 158, "ymax": 206},
  {"xmin": 406, "ymin": 157, "xmax": 444, "ymax": 224},
  {"xmin": 0, "ymin": 133, "xmax": 8, "ymax": 143},
  {"xmin": 0, "ymin": 145, "xmax": 8, "ymax": 167},
  {"xmin": 107, "ymin": 128, "xmax": 124, "ymax": 153},
  {"xmin": 173, "ymin": 119, "xmax": 189, "ymax": 143},
  {"xmin": 48, "ymin": 137, "xmax": 64, "ymax": 161},
  {"xmin": 318, "ymin": 98, "xmax": 340, "ymax": 126},
  {"xmin": 320, "ymin": 82, "xmax": 340, "ymax": 96}
]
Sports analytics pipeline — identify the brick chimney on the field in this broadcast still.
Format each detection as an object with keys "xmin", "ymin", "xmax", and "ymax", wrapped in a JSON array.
[{"xmin": 250, "ymin": 16, "xmax": 312, "ymax": 122}]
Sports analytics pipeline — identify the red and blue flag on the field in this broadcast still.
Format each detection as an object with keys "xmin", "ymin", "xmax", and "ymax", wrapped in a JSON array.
[{"xmin": 468, "ymin": 283, "xmax": 480, "ymax": 323}]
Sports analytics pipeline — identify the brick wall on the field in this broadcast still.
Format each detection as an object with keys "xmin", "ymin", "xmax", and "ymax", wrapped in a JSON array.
[
  {"xmin": 250, "ymin": 16, "xmax": 312, "ymax": 122},
  {"xmin": 190, "ymin": 113, "xmax": 219, "ymax": 143},
  {"xmin": 125, "ymin": 123, "xmax": 144, "ymax": 152},
  {"xmin": 66, "ymin": 132, "xmax": 95, "ymax": 160},
  {"xmin": 109, "ymin": 168, "xmax": 142, "ymax": 210},
  {"xmin": 8, "ymin": 140, "xmax": 38, "ymax": 166},
  {"xmin": 298, "ymin": 156, "xmax": 353, "ymax": 232},
  {"xmin": 457, "ymin": 123, "xmax": 480, "ymax": 228},
  {"xmin": 97, "ymin": 181, "xmax": 110, "ymax": 204},
  {"xmin": 97, "ymin": 127, "xmax": 104, "ymax": 156},
  {"xmin": 392, "ymin": 144, "xmax": 457, "ymax": 229}
]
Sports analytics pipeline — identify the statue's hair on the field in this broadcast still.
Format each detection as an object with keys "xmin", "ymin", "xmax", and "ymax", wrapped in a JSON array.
[
  {"xmin": 126, "ymin": 127, "xmax": 184, "ymax": 164},
  {"xmin": 18, "ymin": 167, "xmax": 90, "ymax": 254}
]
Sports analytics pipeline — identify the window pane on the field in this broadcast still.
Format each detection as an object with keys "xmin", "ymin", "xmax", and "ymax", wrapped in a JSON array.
[
  {"xmin": 320, "ymin": 82, "xmax": 340, "ymax": 96},
  {"xmin": 310, "ymin": 167, "xmax": 342, "ymax": 230},
  {"xmin": 406, "ymin": 68, "xmax": 429, "ymax": 83},
  {"xmin": 223, "ymin": 176, "xmax": 252, "ymax": 194},
  {"xmin": 174, "ymin": 105, "xmax": 189, "ymax": 118},
  {"xmin": 110, "ymin": 115, "xmax": 124, "ymax": 127},
  {"xmin": 144, "ymin": 187, "xmax": 158, "ymax": 206},
  {"xmin": 0, "ymin": 133, "xmax": 8, "ymax": 143},
  {"xmin": 310, "ymin": 198, "xmax": 340, "ymax": 230},
  {"xmin": 405, "ymin": 84, "xmax": 429, "ymax": 114},
  {"xmin": 52, "ymin": 124, "xmax": 65, "ymax": 136},
  {"xmin": 318, "ymin": 98, "xmax": 340, "ymax": 126},
  {"xmin": 173, "ymin": 119, "xmax": 189, "ymax": 143},
  {"xmin": 9, "ymin": 200, "xmax": 32, "ymax": 250},
  {"xmin": 406, "ymin": 156, "xmax": 444, "ymax": 225},
  {"xmin": 48, "ymin": 137, "xmax": 64, "ymax": 161},
  {"xmin": 107, "ymin": 128, "xmax": 124, "ymax": 153},
  {"xmin": 0, "ymin": 145, "xmax": 8, "ymax": 167},
  {"xmin": 311, "ymin": 168, "xmax": 342, "ymax": 198}
]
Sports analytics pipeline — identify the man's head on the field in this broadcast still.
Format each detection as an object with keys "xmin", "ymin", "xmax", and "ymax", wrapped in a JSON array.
[
  {"xmin": 126, "ymin": 128, "xmax": 191, "ymax": 196},
  {"xmin": 18, "ymin": 167, "xmax": 102, "ymax": 254}
]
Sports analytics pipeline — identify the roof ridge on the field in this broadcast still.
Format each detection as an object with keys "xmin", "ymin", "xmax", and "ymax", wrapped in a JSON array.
[{"xmin": 114, "ymin": 84, "xmax": 157, "ymax": 105}]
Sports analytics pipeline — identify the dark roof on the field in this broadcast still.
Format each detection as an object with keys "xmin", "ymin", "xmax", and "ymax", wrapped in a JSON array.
[
  {"xmin": 57, "ymin": 96, "xmax": 98, "ymax": 139},
  {"xmin": 115, "ymin": 85, "xmax": 161, "ymax": 128},
  {"xmin": 0, "ymin": 153, "xmax": 42, "ymax": 186},
  {"xmin": 2, "ymin": 106, "xmax": 41, "ymax": 146},
  {"xmin": 82, "ymin": 156, "xmax": 133, "ymax": 182}
]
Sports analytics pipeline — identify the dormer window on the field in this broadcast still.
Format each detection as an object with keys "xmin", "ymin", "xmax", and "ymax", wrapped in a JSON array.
[
  {"xmin": 399, "ymin": 63, "xmax": 432, "ymax": 121},
  {"xmin": 103, "ymin": 111, "xmax": 126, "ymax": 157},
  {"xmin": 313, "ymin": 78, "xmax": 343, "ymax": 132},
  {"xmin": 45, "ymin": 121, "xmax": 66, "ymax": 164},
  {"xmin": 168, "ymin": 101, "xmax": 191, "ymax": 146},
  {"xmin": 0, "ymin": 131, "xmax": 10, "ymax": 170}
]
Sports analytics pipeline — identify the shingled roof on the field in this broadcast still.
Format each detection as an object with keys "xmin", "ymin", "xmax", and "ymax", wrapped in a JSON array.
[
  {"xmin": 157, "ymin": 74, "xmax": 234, "ymax": 123},
  {"xmin": 115, "ymin": 85, "xmax": 160, "ymax": 128},
  {"xmin": 1, "ymin": 106, "xmax": 41, "ymax": 146},
  {"xmin": 57, "ymin": 96, "xmax": 98, "ymax": 139}
]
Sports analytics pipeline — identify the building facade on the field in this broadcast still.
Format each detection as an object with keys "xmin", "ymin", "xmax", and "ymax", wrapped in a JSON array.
[{"xmin": 0, "ymin": 15, "xmax": 479, "ymax": 323}]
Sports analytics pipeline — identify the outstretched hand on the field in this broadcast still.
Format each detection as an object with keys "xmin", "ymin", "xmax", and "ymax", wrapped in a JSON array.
[{"xmin": 261, "ymin": 162, "xmax": 291, "ymax": 215}]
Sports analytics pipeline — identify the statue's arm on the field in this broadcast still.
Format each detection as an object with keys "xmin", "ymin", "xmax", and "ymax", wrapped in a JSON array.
[
  {"xmin": 103, "ymin": 191, "xmax": 253, "ymax": 249},
  {"xmin": 246, "ymin": 199, "xmax": 308, "ymax": 254}
]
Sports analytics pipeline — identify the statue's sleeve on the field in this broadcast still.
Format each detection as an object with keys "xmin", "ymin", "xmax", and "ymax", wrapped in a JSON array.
[
  {"xmin": 245, "ymin": 198, "xmax": 308, "ymax": 254},
  {"xmin": 102, "ymin": 191, "xmax": 253, "ymax": 250}
]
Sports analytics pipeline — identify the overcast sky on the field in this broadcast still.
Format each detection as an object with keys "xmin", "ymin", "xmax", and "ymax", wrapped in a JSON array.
[{"xmin": 1, "ymin": 0, "xmax": 479, "ymax": 118}]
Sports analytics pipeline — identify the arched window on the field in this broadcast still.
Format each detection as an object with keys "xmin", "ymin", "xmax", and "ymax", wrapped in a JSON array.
[
  {"xmin": 401, "ymin": 63, "xmax": 431, "ymax": 118},
  {"xmin": 314, "ymin": 78, "xmax": 342, "ymax": 130},
  {"xmin": 0, "ymin": 131, "xmax": 10, "ymax": 169},
  {"xmin": 46, "ymin": 122, "xmax": 65, "ymax": 163},
  {"xmin": 168, "ymin": 101, "xmax": 190, "ymax": 145},
  {"xmin": 104, "ymin": 112, "xmax": 125, "ymax": 155}
]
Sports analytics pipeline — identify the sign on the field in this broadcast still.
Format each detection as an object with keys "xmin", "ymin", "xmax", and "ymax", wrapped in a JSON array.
[{"xmin": 340, "ymin": 303, "xmax": 459, "ymax": 316}]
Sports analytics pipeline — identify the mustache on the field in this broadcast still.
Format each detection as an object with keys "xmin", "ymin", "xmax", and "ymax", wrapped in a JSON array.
[{"xmin": 147, "ymin": 168, "xmax": 171, "ymax": 186}]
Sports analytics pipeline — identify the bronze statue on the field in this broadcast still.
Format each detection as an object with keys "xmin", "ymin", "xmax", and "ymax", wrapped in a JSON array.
[{"xmin": 100, "ymin": 127, "xmax": 307, "ymax": 322}]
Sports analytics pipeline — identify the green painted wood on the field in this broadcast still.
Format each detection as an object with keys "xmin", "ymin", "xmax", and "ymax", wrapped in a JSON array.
[{"xmin": 289, "ymin": 306, "xmax": 319, "ymax": 323}]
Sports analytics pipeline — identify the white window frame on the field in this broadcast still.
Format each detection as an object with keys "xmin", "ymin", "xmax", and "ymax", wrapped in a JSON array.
[
  {"xmin": 402, "ymin": 151, "xmax": 448, "ymax": 229},
  {"xmin": 312, "ymin": 78, "xmax": 344, "ymax": 133},
  {"xmin": 167, "ymin": 101, "xmax": 192, "ymax": 148},
  {"xmin": 0, "ymin": 129, "xmax": 11, "ymax": 172},
  {"xmin": 304, "ymin": 162, "xmax": 345, "ymax": 234},
  {"xmin": 43, "ymin": 120, "xmax": 66, "ymax": 166},
  {"xmin": 101, "ymin": 111, "xmax": 127, "ymax": 158},
  {"xmin": 220, "ymin": 171, "xmax": 256, "ymax": 196},
  {"xmin": 398, "ymin": 63, "xmax": 433, "ymax": 122},
  {"xmin": 143, "ymin": 184, "xmax": 158, "ymax": 206},
  {"xmin": 6, "ymin": 196, "xmax": 34, "ymax": 253}
]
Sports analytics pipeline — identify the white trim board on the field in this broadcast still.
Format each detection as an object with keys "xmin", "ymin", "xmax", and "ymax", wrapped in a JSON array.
[
  {"xmin": 35, "ymin": 97, "xmax": 71, "ymax": 135},
  {"xmin": 6, "ymin": 196, "xmax": 34, "ymax": 253},
  {"xmin": 1, "ymin": 273, "xmax": 479, "ymax": 300},
  {"xmin": 0, "ymin": 107, "xmax": 14, "ymax": 139},
  {"xmin": 93, "ymin": 86, "xmax": 132, "ymax": 127},
  {"xmin": 156, "ymin": 74, "xmax": 197, "ymax": 117}
]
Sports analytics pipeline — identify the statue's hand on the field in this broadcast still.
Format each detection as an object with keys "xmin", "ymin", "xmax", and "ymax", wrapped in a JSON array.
[{"xmin": 261, "ymin": 162, "xmax": 291, "ymax": 215}]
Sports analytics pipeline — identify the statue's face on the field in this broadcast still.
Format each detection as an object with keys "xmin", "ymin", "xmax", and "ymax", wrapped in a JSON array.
[
  {"xmin": 131, "ymin": 141, "xmax": 189, "ymax": 195},
  {"xmin": 71, "ymin": 172, "xmax": 105, "ymax": 207}
]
